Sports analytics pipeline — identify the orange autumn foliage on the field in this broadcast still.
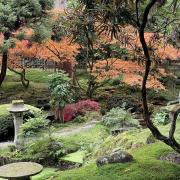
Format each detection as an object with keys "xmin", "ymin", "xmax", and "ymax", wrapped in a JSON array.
[
  {"xmin": 91, "ymin": 58, "xmax": 165, "ymax": 90},
  {"xmin": 8, "ymin": 38, "xmax": 79, "ymax": 72},
  {"xmin": 92, "ymin": 26, "xmax": 179, "ymax": 90},
  {"xmin": 99, "ymin": 26, "xmax": 180, "ymax": 61}
]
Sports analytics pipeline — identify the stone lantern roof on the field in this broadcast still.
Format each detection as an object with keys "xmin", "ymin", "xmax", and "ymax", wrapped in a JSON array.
[{"xmin": 9, "ymin": 100, "xmax": 29, "ymax": 113}]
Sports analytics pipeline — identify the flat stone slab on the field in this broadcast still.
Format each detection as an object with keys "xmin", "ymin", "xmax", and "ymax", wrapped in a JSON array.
[{"xmin": 0, "ymin": 162, "xmax": 43, "ymax": 179}]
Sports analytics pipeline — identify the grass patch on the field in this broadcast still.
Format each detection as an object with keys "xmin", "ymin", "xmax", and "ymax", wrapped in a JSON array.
[
  {"xmin": 32, "ymin": 168, "xmax": 57, "ymax": 180},
  {"xmin": 5, "ymin": 69, "xmax": 53, "ymax": 83}
]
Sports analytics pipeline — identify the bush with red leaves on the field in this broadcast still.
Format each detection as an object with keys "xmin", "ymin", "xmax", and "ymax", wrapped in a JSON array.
[{"xmin": 63, "ymin": 100, "xmax": 100, "ymax": 122}]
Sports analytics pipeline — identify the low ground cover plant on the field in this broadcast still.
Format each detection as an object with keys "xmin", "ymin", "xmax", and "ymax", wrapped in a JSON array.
[
  {"xmin": 102, "ymin": 107, "xmax": 139, "ymax": 129},
  {"xmin": 152, "ymin": 111, "xmax": 169, "ymax": 125},
  {"xmin": 21, "ymin": 114, "xmax": 50, "ymax": 138}
]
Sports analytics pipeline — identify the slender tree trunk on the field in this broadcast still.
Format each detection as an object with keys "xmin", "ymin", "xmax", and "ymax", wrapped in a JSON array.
[
  {"xmin": 0, "ymin": 51, "xmax": 8, "ymax": 86},
  {"xmin": 139, "ymin": 0, "xmax": 180, "ymax": 153},
  {"xmin": 0, "ymin": 32, "xmax": 10, "ymax": 87},
  {"xmin": 59, "ymin": 107, "xmax": 64, "ymax": 123},
  {"xmin": 55, "ymin": 106, "xmax": 64, "ymax": 123}
]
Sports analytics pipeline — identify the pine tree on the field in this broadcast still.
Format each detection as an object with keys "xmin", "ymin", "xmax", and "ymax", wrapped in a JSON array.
[{"xmin": 0, "ymin": 0, "xmax": 54, "ymax": 86}]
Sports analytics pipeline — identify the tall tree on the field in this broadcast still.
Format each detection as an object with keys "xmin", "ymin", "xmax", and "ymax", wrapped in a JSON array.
[
  {"xmin": 0, "ymin": 0, "xmax": 54, "ymax": 86},
  {"xmin": 137, "ymin": 0, "xmax": 180, "ymax": 153},
  {"xmin": 97, "ymin": 0, "xmax": 180, "ymax": 152}
]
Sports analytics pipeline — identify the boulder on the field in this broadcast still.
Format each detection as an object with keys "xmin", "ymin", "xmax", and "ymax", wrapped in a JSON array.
[
  {"xmin": 160, "ymin": 152, "xmax": 180, "ymax": 164},
  {"xmin": 108, "ymin": 151, "xmax": 133, "ymax": 164},
  {"xmin": 96, "ymin": 150, "xmax": 133, "ymax": 167},
  {"xmin": 96, "ymin": 156, "xmax": 109, "ymax": 167}
]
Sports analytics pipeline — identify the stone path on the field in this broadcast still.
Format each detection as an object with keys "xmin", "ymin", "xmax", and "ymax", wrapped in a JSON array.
[
  {"xmin": 53, "ymin": 120, "xmax": 99, "ymax": 137},
  {"xmin": 0, "ymin": 120, "xmax": 99, "ymax": 149}
]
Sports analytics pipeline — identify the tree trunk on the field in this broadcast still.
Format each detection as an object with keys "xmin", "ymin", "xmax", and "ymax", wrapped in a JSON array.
[
  {"xmin": 59, "ymin": 106, "xmax": 64, "ymax": 123},
  {"xmin": 0, "ymin": 32, "xmax": 10, "ymax": 87},
  {"xmin": 21, "ymin": 69, "xmax": 29, "ymax": 88},
  {"xmin": 55, "ymin": 106, "xmax": 64, "ymax": 123},
  {"xmin": 0, "ymin": 51, "xmax": 8, "ymax": 86},
  {"xmin": 139, "ymin": 0, "xmax": 180, "ymax": 153}
]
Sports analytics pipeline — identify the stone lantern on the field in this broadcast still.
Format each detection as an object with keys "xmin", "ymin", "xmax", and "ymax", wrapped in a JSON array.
[{"xmin": 9, "ymin": 100, "xmax": 29, "ymax": 146}]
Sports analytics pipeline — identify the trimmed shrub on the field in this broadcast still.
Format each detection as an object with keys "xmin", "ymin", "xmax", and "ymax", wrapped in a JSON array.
[
  {"xmin": 63, "ymin": 100, "xmax": 101, "ymax": 122},
  {"xmin": 102, "ymin": 107, "xmax": 139, "ymax": 129}
]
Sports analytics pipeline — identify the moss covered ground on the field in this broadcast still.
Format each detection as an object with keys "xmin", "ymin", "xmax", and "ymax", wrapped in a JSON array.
[{"xmin": 30, "ymin": 120, "xmax": 180, "ymax": 180}]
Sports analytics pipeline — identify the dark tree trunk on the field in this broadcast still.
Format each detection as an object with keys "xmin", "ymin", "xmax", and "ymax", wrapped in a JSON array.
[
  {"xmin": 0, "ymin": 51, "xmax": 8, "ymax": 86},
  {"xmin": 59, "ymin": 107, "xmax": 64, "ymax": 123},
  {"xmin": 138, "ymin": 0, "xmax": 180, "ymax": 153},
  {"xmin": 0, "ymin": 32, "xmax": 10, "ymax": 87},
  {"xmin": 55, "ymin": 106, "xmax": 64, "ymax": 123}
]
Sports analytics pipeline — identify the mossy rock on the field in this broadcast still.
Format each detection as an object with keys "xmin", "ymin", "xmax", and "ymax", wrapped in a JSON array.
[{"xmin": 0, "ymin": 104, "xmax": 40, "ymax": 141}]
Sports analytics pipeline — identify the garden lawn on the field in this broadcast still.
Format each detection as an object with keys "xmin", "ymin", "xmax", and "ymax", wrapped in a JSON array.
[{"xmin": 0, "ymin": 69, "xmax": 53, "ymax": 105}]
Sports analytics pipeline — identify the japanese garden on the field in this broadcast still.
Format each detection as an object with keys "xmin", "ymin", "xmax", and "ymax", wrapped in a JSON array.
[{"xmin": 0, "ymin": 0, "xmax": 180, "ymax": 179}]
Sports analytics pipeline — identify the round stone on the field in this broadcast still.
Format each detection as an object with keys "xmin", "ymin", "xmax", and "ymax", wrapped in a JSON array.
[{"xmin": 0, "ymin": 162, "xmax": 43, "ymax": 179}]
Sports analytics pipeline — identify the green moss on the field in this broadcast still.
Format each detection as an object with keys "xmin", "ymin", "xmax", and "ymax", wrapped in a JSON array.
[
  {"xmin": 47, "ymin": 143, "xmax": 180, "ymax": 180},
  {"xmin": 32, "ymin": 168, "xmax": 57, "ymax": 180},
  {"xmin": 60, "ymin": 151, "xmax": 86, "ymax": 164}
]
